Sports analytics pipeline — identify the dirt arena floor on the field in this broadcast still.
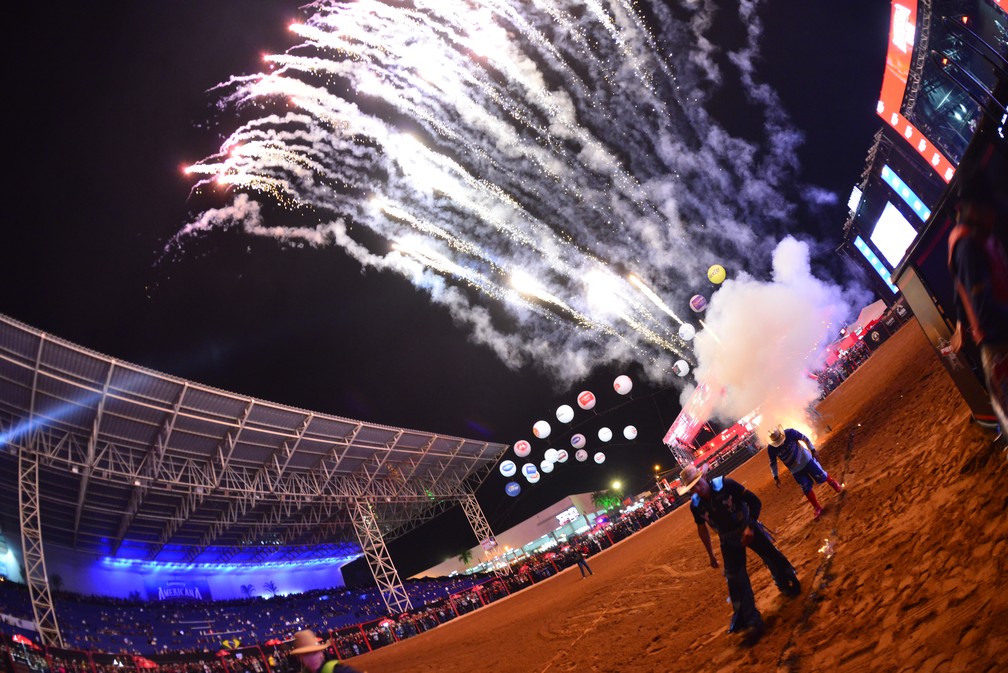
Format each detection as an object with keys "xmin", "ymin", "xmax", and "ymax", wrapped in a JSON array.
[{"xmin": 350, "ymin": 322, "xmax": 1008, "ymax": 673}]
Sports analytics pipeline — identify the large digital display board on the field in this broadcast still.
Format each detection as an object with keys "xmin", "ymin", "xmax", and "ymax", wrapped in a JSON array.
[{"xmin": 877, "ymin": 1, "xmax": 956, "ymax": 182}]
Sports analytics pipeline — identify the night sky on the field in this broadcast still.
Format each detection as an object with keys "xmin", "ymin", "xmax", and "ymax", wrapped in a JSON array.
[{"xmin": 6, "ymin": 1, "xmax": 889, "ymax": 578}]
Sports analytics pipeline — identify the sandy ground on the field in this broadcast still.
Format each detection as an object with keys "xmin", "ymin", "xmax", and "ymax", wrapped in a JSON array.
[{"xmin": 350, "ymin": 322, "xmax": 1008, "ymax": 673}]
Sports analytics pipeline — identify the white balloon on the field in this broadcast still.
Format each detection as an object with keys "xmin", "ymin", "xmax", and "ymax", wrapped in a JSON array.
[
  {"xmin": 526, "ymin": 471, "xmax": 541, "ymax": 484},
  {"xmin": 555, "ymin": 404, "xmax": 575, "ymax": 424},
  {"xmin": 521, "ymin": 463, "xmax": 537, "ymax": 478},
  {"xmin": 613, "ymin": 374, "xmax": 633, "ymax": 395},
  {"xmin": 555, "ymin": 449, "xmax": 569, "ymax": 463},
  {"xmin": 499, "ymin": 460, "xmax": 516, "ymax": 477},
  {"xmin": 678, "ymin": 323, "xmax": 696, "ymax": 341},
  {"xmin": 514, "ymin": 440, "xmax": 532, "ymax": 458},
  {"xmin": 594, "ymin": 451, "xmax": 606, "ymax": 464},
  {"xmin": 540, "ymin": 460, "xmax": 554, "ymax": 473},
  {"xmin": 577, "ymin": 390, "xmax": 596, "ymax": 410},
  {"xmin": 575, "ymin": 449, "xmax": 589, "ymax": 462},
  {"xmin": 570, "ymin": 433, "xmax": 586, "ymax": 448},
  {"xmin": 623, "ymin": 425, "xmax": 638, "ymax": 440},
  {"xmin": 598, "ymin": 427, "xmax": 613, "ymax": 442},
  {"xmin": 544, "ymin": 448, "xmax": 559, "ymax": 463},
  {"xmin": 533, "ymin": 420, "xmax": 552, "ymax": 439},
  {"xmin": 673, "ymin": 360, "xmax": 691, "ymax": 377}
]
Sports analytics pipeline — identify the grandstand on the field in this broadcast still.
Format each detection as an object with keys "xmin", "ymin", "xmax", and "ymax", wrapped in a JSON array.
[{"xmin": 0, "ymin": 313, "xmax": 508, "ymax": 650}]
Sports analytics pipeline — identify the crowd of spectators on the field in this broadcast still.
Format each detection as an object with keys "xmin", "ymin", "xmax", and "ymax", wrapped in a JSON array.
[
  {"xmin": 0, "ymin": 486, "xmax": 693, "ymax": 673},
  {"xmin": 814, "ymin": 340, "xmax": 873, "ymax": 399}
]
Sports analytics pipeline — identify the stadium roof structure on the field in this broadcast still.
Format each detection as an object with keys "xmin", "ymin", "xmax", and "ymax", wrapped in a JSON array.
[{"xmin": 0, "ymin": 313, "xmax": 509, "ymax": 566}]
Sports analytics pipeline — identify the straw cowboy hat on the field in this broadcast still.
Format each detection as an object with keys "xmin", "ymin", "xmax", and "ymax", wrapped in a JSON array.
[
  {"xmin": 676, "ymin": 463, "xmax": 709, "ymax": 495},
  {"xmin": 768, "ymin": 426, "xmax": 786, "ymax": 448},
  {"xmin": 289, "ymin": 629, "xmax": 330, "ymax": 655}
]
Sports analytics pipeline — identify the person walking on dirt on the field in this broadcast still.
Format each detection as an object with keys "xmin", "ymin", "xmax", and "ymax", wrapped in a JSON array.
[
  {"xmin": 767, "ymin": 425, "xmax": 843, "ymax": 519},
  {"xmin": 679, "ymin": 463, "xmax": 800, "ymax": 645}
]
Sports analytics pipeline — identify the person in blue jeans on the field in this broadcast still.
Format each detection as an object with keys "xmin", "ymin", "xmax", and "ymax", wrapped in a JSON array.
[
  {"xmin": 679, "ymin": 463, "xmax": 800, "ymax": 645},
  {"xmin": 767, "ymin": 425, "xmax": 843, "ymax": 519},
  {"xmin": 571, "ymin": 545, "xmax": 593, "ymax": 578}
]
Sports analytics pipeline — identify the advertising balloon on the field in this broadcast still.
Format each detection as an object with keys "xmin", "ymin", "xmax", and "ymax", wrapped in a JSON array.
[
  {"xmin": 532, "ymin": 420, "xmax": 552, "ymax": 439},
  {"xmin": 623, "ymin": 425, "xmax": 637, "ymax": 440},
  {"xmin": 577, "ymin": 390, "xmax": 597, "ymax": 410},
  {"xmin": 505, "ymin": 481, "xmax": 521, "ymax": 497},
  {"xmin": 570, "ymin": 433, "xmax": 586, "ymax": 449},
  {"xmin": 678, "ymin": 323, "xmax": 696, "ymax": 341},
  {"xmin": 707, "ymin": 264, "xmax": 726, "ymax": 284},
  {"xmin": 544, "ymin": 448, "xmax": 559, "ymax": 463},
  {"xmin": 555, "ymin": 404, "xmax": 574, "ymax": 424},
  {"xmin": 521, "ymin": 463, "xmax": 538, "ymax": 479},
  {"xmin": 613, "ymin": 375, "xmax": 633, "ymax": 395},
  {"xmin": 673, "ymin": 359, "xmax": 690, "ymax": 377},
  {"xmin": 526, "ymin": 471, "xmax": 540, "ymax": 484},
  {"xmin": 499, "ymin": 460, "xmax": 516, "ymax": 477},
  {"xmin": 540, "ymin": 460, "xmax": 554, "ymax": 473},
  {"xmin": 594, "ymin": 451, "xmax": 606, "ymax": 464},
  {"xmin": 556, "ymin": 449, "xmax": 569, "ymax": 463},
  {"xmin": 514, "ymin": 440, "xmax": 531, "ymax": 458},
  {"xmin": 598, "ymin": 427, "xmax": 613, "ymax": 442},
  {"xmin": 689, "ymin": 294, "xmax": 707, "ymax": 313},
  {"xmin": 575, "ymin": 449, "xmax": 588, "ymax": 462}
]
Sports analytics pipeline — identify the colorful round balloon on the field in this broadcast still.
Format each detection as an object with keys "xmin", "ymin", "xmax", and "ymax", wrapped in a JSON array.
[
  {"xmin": 544, "ymin": 448, "xmax": 559, "ymax": 463},
  {"xmin": 708, "ymin": 264, "xmax": 726, "ymax": 284},
  {"xmin": 556, "ymin": 449, "xmax": 569, "ymax": 463},
  {"xmin": 521, "ymin": 463, "xmax": 538, "ymax": 478},
  {"xmin": 598, "ymin": 427, "xmax": 613, "ymax": 442},
  {"xmin": 623, "ymin": 425, "xmax": 637, "ymax": 440},
  {"xmin": 526, "ymin": 471, "xmax": 540, "ymax": 484},
  {"xmin": 540, "ymin": 460, "xmax": 554, "ymax": 473},
  {"xmin": 571, "ymin": 433, "xmax": 586, "ymax": 449},
  {"xmin": 514, "ymin": 440, "xmax": 532, "ymax": 458},
  {"xmin": 505, "ymin": 481, "xmax": 521, "ymax": 497},
  {"xmin": 613, "ymin": 375, "xmax": 633, "ymax": 395},
  {"xmin": 689, "ymin": 294, "xmax": 707, "ymax": 313},
  {"xmin": 577, "ymin": 390, "xmax": 597, "ymax": 410},
  {"xmin": 555, "ymin": 404, "xmax": 574, "ymax": 424},
  {"xmin": 594, "ymin": 451, "xmax": 606, "ymax": 464},
  {"xmin": 673, "ymin": 359, "xmax": 690, "ymax": 377},
  {"xmin": 678, "ymin": 323, "xmax": 696, "ymax": 341},
  {"xmin": 533, "ymin": 420, "xmax": 551, "ymax": 439},
  {"xmin": 499, "ymin": 460, "xmax": 516, "ymax": 477},
  {"xmin": 575, "ymin": 449, "xmax": 588, "ymax": 462}
]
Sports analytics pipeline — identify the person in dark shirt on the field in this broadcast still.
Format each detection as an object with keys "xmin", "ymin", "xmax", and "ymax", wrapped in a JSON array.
[
  {"xmin": 678, "ymin": 463, "xmax": 800, "ymax": 644},
  {"xmin": 948, "ymin": 189, "xmax": 1008, "ymax": 453},
  {"xmin": 571, "ymin": 545, "xmax": 593, "ymax": 578},
  {"xmin": 289, "ymin": 629, "xmax": 362, "ymax": 673}
]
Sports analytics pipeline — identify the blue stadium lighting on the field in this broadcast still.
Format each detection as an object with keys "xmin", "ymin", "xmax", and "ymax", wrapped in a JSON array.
[
  {"xmin": 101, "ymin": 553, "xmax": 360, "ymax": 572},
  {"xmin": 854, "ymin": 236, "xmax": 899, "ymax": 294},
  {"xmin": 880, "ymin": 165, "xmax": 931, "ymax": 222}
]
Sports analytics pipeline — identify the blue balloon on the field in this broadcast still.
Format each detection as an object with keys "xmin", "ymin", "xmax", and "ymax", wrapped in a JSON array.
[{"xmin": 505, "ymin": 481, "xmax": 521, "ymax": 497}]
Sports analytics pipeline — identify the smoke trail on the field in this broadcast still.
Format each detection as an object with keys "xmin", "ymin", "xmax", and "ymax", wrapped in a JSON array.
[
  {"xmin": 689, "ymin": 237, "xmax": 870, "ymax": 436},
  {"xmin": 174, "ymin": 0, "xmax": 820, "ymax": 385}
]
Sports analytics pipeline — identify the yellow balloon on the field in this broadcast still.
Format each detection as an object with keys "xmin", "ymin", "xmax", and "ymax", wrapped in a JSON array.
[{"xmin": 707, "ymin": 264, "xmax": 726, "ymax": 284}]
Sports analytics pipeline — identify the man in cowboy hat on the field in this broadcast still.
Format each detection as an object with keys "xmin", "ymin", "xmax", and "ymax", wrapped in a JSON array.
[
  {"xmin": 678, "ymin": 463, "xmax": 800, "ymax": 644},
  {"xmin": 766, "ymin": 425, "xmax": 843, "ymax": 519},
  {"xmin": 289, "ymin": 629, "xmax": 362, "ymax": 673}
]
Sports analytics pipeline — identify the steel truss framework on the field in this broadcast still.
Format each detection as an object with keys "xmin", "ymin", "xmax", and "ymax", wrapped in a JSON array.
[
  {"xmin": 0, "ymin": 314, "xmax": 505, "ymax": 635},
  {"xmin": 19, "ymin": 448, "xmax": 63, "ymax": 648}
]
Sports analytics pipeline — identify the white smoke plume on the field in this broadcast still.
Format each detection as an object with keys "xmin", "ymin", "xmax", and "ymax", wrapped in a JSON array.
[{"xmin": 690, "ymin": 237, "xmax": 863, "ymax": 438}]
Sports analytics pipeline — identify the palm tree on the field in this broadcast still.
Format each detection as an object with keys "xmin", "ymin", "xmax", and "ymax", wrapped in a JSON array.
[
  {"xmin": 263, "ymin": 580, "xmax": 278, "ymax": 597},
  {"xmin": 240, "ymin": 584, "xmax": 255, "ymax": 599},
  {"xmin": 457, "ymin": 549, "xmax": 473, "ymax": 567},
  {"xmin": 591, "ymin": 490, "xmax": 621, "ymax": 511}
]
